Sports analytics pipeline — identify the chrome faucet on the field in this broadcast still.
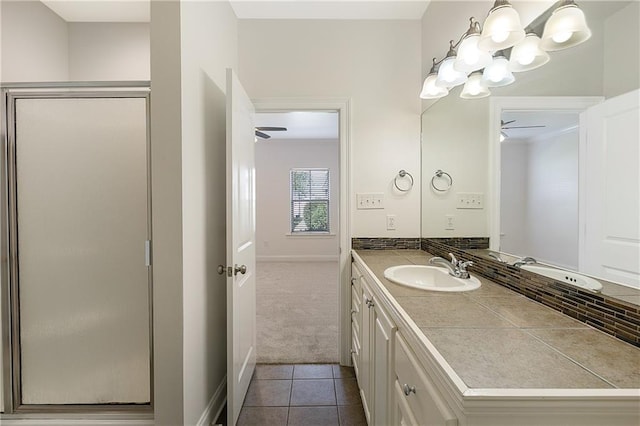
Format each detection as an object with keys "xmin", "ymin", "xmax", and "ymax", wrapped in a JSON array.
[
  {"xmin": 429, "ymin": 253, "xmax": 474, "ymax": 279},
  {"xmin": 488, "ymin": 252, "xmax": 506, "ymax": 263},
  {"xmin": 513, "ymin": 256, "xmax": 537, "ymax": 268}
]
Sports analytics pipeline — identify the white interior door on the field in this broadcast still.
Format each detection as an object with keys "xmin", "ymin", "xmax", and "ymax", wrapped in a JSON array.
[
  {"xmin": 226, "ymin": 69, "xmax": 257, "ymax": 425},
  {"xmin": 13, "ymin": 95, "xmax": 151, "ymax": 404},
  {"xmin": 580, "ymin": 89, "xmax": 640, "ymax": 289}
]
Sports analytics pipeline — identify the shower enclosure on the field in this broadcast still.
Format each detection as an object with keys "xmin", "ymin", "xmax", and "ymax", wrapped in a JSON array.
[{"xmin": 0, "ymin": 84, "xmax": 152, "ymax": 415}]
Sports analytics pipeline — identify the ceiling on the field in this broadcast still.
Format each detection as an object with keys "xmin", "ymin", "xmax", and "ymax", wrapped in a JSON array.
[
  {"xmin": 40, "ymin": 0, "xmax": 430, "ymax": 22},
  {"xmin": 229, "ymin": 0, "xmax": 430, "ymax": 20},
  {"xmin": 255, "ymin": 111, "xmax": 339, "ymax": 140},
  {"xmin": 501, "ymin": 110, "xmax": 578, "ymax": 142},
  {"xmin": 41, "ymin": 0, "xmax": 150, "ymax": 22}
]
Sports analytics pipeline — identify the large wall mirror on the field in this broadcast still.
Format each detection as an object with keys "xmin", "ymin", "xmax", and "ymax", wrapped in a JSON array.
[{"xmin": 420, "ymin": 0, "xmax": 639, "ymax": 306}]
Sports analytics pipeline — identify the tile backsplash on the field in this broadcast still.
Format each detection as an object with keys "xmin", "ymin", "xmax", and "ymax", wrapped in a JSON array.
[{"xmin": 351, "ymin": 237, "xmax": 420, "ymax": 250}]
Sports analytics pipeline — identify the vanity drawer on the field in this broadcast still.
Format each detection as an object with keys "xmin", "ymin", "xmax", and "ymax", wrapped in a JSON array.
[{"xmin": 395, "ymin": 333, "xmax": 457, "ymax": 426}]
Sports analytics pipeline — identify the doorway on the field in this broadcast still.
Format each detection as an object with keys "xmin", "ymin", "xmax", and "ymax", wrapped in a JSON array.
[
  {"xmin": 1, "ymin": 86, "xmax": 152, "ymax": 413},
  {"xmin": 254, "ymin": 110, "xmax": 340, "ymax": 363},
  {"xmin": 254, "ymin": 99, "xmax": 351, "ymax": 365}
]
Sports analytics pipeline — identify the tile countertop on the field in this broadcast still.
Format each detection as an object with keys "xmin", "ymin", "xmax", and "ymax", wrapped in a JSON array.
[{"xmin": 353, "ymin": 249, "xmax": 640, "ymax": 390}]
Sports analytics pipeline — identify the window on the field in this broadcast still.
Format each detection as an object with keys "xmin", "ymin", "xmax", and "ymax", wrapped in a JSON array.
[{"xmin": 290, "ymin": 168, "xmax": 330, "ymax": 233}]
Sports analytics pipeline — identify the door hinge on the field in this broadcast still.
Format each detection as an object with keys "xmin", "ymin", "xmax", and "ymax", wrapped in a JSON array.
[{"xmin": 145, "ymin": 240, "xmax": 152, "ymax": 266}]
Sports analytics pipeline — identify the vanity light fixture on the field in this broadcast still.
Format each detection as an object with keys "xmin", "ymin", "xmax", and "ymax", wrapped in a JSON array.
[
  {"xmin": 460, "ymin": 72, "xmax": 491, "ymax": 99},
  {"xmin": 509, "ymin": 33, "xmax": 550, "ymax": 72},
  {"xmin": 478, "ymin": 0, "xmax": 525, "ymax": 51},
  {"xmin": 499, "ymin": 131, "xmax": 507, "ymax": 142},
  {"xmin": 482, "ymin": 53, "xmax": 515, "ymax": 87},
  {"xmin": 420, "ymin": 59, "xmax": 449, "ymax": 99},
  {"xmin": 540, "ymin": 0, "xmax": 592, "ymax": 51},
  {"xmin": 454, "ymin": 18, "xmax": 493, "ymax": 73},
  {"xmin": 435, "ymin": 41, "xmax": 468, "ymax": 88},
  {"xmin": 419, "ymin": 1, "xmax": 590, "ymax": 100}
]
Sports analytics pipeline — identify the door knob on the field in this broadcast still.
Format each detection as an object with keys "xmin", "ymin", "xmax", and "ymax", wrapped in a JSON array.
[
  {"xmin": 234, "ymin": 264, "xmax": 247, "ymax": 275},
  {"xmin": 217, "ymin": 265, "xmax": 227, "ymax": 275}
]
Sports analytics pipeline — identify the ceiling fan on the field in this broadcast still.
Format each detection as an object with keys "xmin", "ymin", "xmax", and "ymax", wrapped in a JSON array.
[
  {"xmin": 255, "ymin": 126, "xmax": 287, "ymax": 139},
  {"xmin": 500, "ymin": 119, "xmax": 546, "ymax": 141}
]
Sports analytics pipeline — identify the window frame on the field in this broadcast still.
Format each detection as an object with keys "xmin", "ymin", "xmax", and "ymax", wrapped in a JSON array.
[{"xmin": 289, "ymin": 168, "xmax": 331, "ymax": 234}]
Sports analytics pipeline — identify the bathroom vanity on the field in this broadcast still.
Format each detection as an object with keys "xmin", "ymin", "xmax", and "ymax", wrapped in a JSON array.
[{"xmin": 351, "ymin": 249, "xmax": 640, "ymax": 426}]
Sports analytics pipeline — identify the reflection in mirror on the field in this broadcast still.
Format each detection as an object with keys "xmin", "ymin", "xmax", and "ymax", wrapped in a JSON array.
[
  {"xmin": 420, "ymin": 0, "xmax": 640, "ymax": 306},
  {"xmin": 499, "ymin": 109, "xmax": 579, "ymax": 270}
]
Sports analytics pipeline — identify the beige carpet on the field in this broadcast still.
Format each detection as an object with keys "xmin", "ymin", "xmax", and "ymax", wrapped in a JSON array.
[{"xmin": 256, "ymin": 261, "xmax": 339, "ymax": 363}]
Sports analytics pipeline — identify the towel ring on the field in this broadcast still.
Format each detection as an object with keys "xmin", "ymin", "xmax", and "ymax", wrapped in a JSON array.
[
  {"xmin": 431, "ymin": 169, "xmax": 452, "ymax": 192},
  {"xmin": 394, "ymin": 170, "xmax": 414, "ymax": 192}
]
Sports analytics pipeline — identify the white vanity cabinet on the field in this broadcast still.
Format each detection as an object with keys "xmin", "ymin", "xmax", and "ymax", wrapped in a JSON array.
[
  {"xmin": 351, "ymin": 261, "xmax": 397, "ymax": 426},
  {"xmin": 393, "ymin": 332, "xmax": 458, "ymax": 426}
]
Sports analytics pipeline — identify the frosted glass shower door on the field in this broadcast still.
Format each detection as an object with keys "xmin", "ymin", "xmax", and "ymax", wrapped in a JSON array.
[{"xmin": 13, "ymin": 96, "xmax": 150, "ymax": 405}]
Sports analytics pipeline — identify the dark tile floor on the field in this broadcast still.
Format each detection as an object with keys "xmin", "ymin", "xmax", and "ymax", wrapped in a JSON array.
[{"xmin": 236, "ymin": 364, "xmax": 367, "ymax": 426}]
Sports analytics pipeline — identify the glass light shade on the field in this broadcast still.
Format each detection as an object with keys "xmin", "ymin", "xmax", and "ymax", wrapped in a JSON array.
[
  {"xmin": 500, "ymin": 131, "xmax": 507, "ymax": 142},
  {"xmin": 478, "ymin": 4, "xmax": 525, "ymax": 51},
  {"xmin": 454, "ymin": 34, "xmax": 493, "ymax": 73},
  {"xmin": 509, "ymin": 33, "xmax": 550, "ymax": 72},
  {"xmin": 460, "ymin": 72, "xmax": 490, "ymax": 99},
  {"xmin": 436, "ymin": 57, "xmax": 468, "ymax": 88},
  {"xmin": 420, "ymin": 74, "xmax": 449, "ymax": 99},
  {"xmin": 482, "ymin": 56, "xmax": 515, "ymax": 87},
  {"xmin": 540, "ymin": 3, "xmax": 591, "ymax": 51}
]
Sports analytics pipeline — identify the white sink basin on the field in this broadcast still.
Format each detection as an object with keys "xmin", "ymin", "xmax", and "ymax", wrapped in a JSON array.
[
  {"xmin": 383, "ymin": 265, "xmax": 481, "ymax": 292},
  {"xmin": 520, "ymin": 264, "xmax": 603, "ymax": 293}
]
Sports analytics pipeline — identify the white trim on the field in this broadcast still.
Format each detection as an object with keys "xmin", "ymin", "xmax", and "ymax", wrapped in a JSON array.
[
  {"xmin": 0, "ymin": 420, "xmax": 153, "ymax": 426},
  {"xmin": 488, "ymin": 96, "xmax": 603, "ymax": 253},
  {"xmin": 285, "ymin": 233, "xmax": 336, "ymax": 238},
  {"xmin": 257, "ymin": 255, "xmax": 339, "ymax": 262},
  {"xmin": 253, "ymin": 97, "xmax": 352, "ymax": 366},
  {"xmin": 196, "ymin": 376, "xmax": 227, "ymax": 426}
]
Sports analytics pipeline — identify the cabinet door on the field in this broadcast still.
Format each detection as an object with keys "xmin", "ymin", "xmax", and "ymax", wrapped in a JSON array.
[
  {"xmin": 373, "ymin": 298, "xmax": 396, "ymax": 426},
  {"xmin": 360, "ymin": 279, "xmax": 374, "ymax": 424},
  {"xmin": 395, "ymin": 333, "xmax": 458, "ymax": 426},
  {"xmin": 393, "ymin": 380, "xmax": 420, "ymax": 426}
]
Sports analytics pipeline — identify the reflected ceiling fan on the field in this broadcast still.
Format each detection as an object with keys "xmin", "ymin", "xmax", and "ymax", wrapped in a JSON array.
[
  {"xmin": 500, "ymin": 119, "xmax": 546, "ymax": 141},
  {"xmin": 255, "ymin": 126, "xmax": 287, "ymax": 139}
]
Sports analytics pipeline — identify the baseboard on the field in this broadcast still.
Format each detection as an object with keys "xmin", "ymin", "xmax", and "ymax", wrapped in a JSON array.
[
  {"xmin": 257, "ymin": 255, "xmax": 339, "ymax": 262},
  {"xmin": 0, "ymin": 420, "xmax": 153, "ymax": 426},
  {"xmin": 196, "ymin": 376, "xmax": 227, "ymax": 426}
]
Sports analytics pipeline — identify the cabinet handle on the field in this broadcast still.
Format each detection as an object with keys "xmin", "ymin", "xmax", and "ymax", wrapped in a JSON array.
[
  {"xmin": 350, "ymin": 309, "xmax": 357, "ymax": 315},
  {"xmin": 351, "ymin": 277, "xmax": 357, "ymax": 284},
  {"xmin": 403, "ymin": 384, "xmax": 416, "ymax": 396},
  {"xmin": 350, "ymin": 349, "xmax": 357, "ymax": 355},
  {"xmin": 365, "ymin": 299, "xmax": 375, "ymax": 308}
]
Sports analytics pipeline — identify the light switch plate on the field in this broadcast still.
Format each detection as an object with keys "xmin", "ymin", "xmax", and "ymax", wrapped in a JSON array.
[
  {"xmin": 356, "ymin": 193, "xmax": 385, "ymax": 209},
  {"xmin": 456, "ymin": 192, "xmax": 484, "ymax": 209}
]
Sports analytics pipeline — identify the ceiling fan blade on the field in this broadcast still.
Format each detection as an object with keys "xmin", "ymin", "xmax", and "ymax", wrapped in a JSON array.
[
  {"xmin": 256, "ymin": 126, "xmax": 287, "ymax": 131},
  {"xmin": 502, "ymin": 125, "xmax": 547, "ymax": 129},
  {"xmin": 255, "ymin": 130, "xmax": 271, "ymax": 139}
]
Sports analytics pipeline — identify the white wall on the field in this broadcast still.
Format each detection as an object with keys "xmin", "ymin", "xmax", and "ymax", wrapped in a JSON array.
[
  {"xmin": 179, "ymin": 1, "xmax": 237, "ymax": 425},
  {"xmin": 0, "ymin": 0, "xmax": 69, "ymax": 82},
  {"xmin": 500, "ymin": 141, "xmax": 528, "ymax": 254},
  {"xmin": 68, "ymin": 23, "xmax": 150, "ymax": 81},
  {"xmin": 526, "ymin": 129, "xmax": 579, "ymax": 269},
  {"xmin": 239, "ymin": 19, "xmax": 422, "ymax": 238},
  {"xmin": 421, "ymin": 93, "xmax": 490, "ymax": 237},
  {"xmin": 1, "ymin": 1, "xmax": 150, "ymax": 83},
  {"xmin": 150, "ymin": 1, "xmax": 184, "ymax": 424},
  {"xmin": 256, "ymin": 139, "xmax": 339, "ymax": 261},
  {"xmin": 603, "ymin": 1, "xmax": 640, "ymax": 98},
  {"xmin": 500, "ymin": 129, "xmax": 579, "ymax": 269},
  {"xmin": 151, "ymin": 1, "xmax": 238, "ymax": 425}
]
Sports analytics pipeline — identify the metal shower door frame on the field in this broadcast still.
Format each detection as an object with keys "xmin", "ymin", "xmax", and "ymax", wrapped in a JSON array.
[{"xmin": 0, "ymin": 82, "xmax": 153, "ymax": 415}]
